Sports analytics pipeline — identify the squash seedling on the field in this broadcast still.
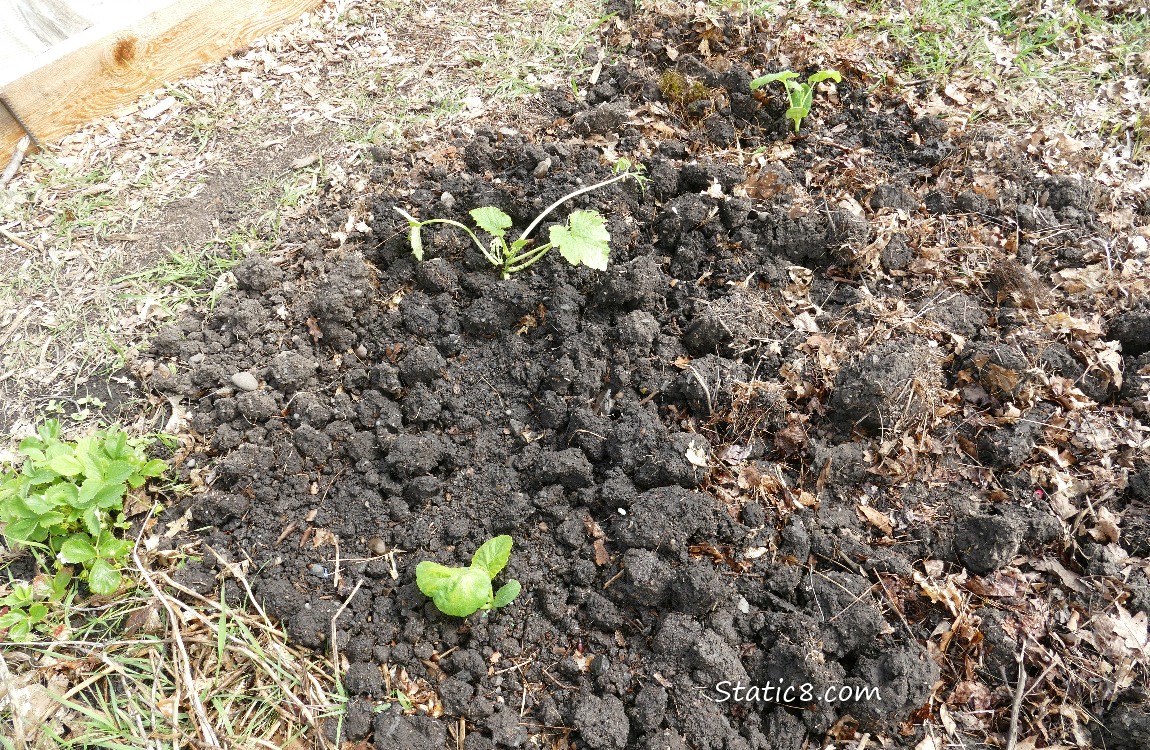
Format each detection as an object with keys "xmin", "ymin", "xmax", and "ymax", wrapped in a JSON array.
[
  {"xmin": 416, "ymin": 535, "xmax": 521, "ymax": 617},
  {"xmin": 395, "ymin": 160, "xmax": 643, "ymax": 279},
  {"xmin": 750, "ymin": 69, "xmax": 842, "ymax": 133}
]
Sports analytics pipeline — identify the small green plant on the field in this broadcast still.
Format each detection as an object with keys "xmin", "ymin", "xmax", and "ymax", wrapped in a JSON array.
[
  {"xmin": 0, "ymin": 420, "xmax": 166, "ymax": 598},
  {"xmin": 416, "ymin": 535, "xmax": 521, "ymax": 617},
  {"xmin": 396, "ymin": 161, "xmax": 642, "ymax": 279},
  {"xmin": 0, "ymin": 572, "xmax": 70, "ymax": 641},
  {"xmin": 749, "ymin": 69, "xmax": 842, "ymax": 133}
]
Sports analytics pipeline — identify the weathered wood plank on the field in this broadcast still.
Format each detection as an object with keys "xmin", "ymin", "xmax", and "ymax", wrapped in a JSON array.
[{"xmin": 0, "ymin": 0, "xmax": 322, "ymax": 154}]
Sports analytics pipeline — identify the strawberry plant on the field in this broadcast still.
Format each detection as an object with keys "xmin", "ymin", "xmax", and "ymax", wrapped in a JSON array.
[
  {"xmin": 0, "ymin": 420, "xmax": 166, "ymax": 598},
  {"xmin": 396, "ymin": 161, "xmax": 643, "ymax": 279},
  {"xmin": 416, "ymin": 535, "xmax": 521, "ymax": 617},
  {"xmin": 750, "ymin": 69, "xmax": 842, "ymax": 133}
]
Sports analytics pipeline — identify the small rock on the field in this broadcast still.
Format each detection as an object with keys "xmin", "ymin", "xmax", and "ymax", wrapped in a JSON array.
[
  {"xmin": 440, "ymin": 192, "xmax": 456, "ymax": 209},
  {"xmin": 230, "ymin": 372, "xmax": 259, "ymax": 392},
  {"xmin": 533, "ymin": 157, "xmax": 552, "ymax": 178}
]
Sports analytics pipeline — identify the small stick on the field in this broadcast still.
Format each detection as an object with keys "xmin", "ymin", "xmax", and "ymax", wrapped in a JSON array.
[
  {"xmin": 329, "ymin": 578, "xmax": 365, "ymax": 749},
  {"xmin": 0, "ymin": 226, "xmax": 37, "ymax": 252},
  {"xmin": 0, "ymin": 135, "xmax": 30, "ymax": 189},
  {"xmin": 1005, "ymin": 639, "xmax": 1028, "ymax": 750}
]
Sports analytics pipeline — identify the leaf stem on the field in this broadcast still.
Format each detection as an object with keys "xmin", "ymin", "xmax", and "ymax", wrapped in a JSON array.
[
  {"xmin": 503, "ymin": 243, "xmax": 553, "ymax": 276},
  {"xmin": 517, "ymin": 171, "xmax": 634, "ymax": 244}
]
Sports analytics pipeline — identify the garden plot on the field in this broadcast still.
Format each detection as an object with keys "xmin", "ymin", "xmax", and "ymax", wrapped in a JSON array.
[{"xmin": 9, "ymin": 2, "xmax": 1147, "ymax": 750}]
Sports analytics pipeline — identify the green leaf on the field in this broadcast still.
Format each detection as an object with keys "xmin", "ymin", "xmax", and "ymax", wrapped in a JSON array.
[
  {"xmin": 4, "ymin": 518, "xmax": 47, "ymax": 544},
  {"xmin": 47, "ymin": 453, "xmax": 83, "ymax": 476},
  {"xmin": 749, "ymin": 71, "xmax": 799, "ymax": 90},
  {"xmin": 37, "ymin": 420, "xmax": 61, "ymax": 442},
  {"xmin": 27, "ymin": 603, "xmax": 48, "ymax": 622},
  {"xmin": 472, "ymin": 535, "xmax": 513, "ymax": 578},
  {"xmin": 427, "ymin": 566, "xmax": 492, "ymax": 617},
  {"xmin": 101, "ymin": 460, "xmax": 136, "ymax": 486},
  {"xmin": 103, "ymin": 431, "xmax": 128, "ymax": 460},
  {"xmin": 492, "ymin": 580, "xmax": 521, "ymax": 609},
  {"xmin": 41, "ymin": 483, "xmax": 78, "ymax": 511},
  {"xmin": 549, "ymin": 211, "xmax": 611, "ymax": 271},
  {"xmin": 7, "ymin": 618, "xmax": 31, "ymax": 641},
  {"xmin": 0, "ymin": 611, "xmax": 25, "ymax": 629},
  {"xmin": 52, "ymin": 568, "xmax": 73, "ymax": 599},
  {"xmin": 806, "ymin": 70, "xmax": 842, "ymax": 86},
  {"xmin": 416, "ymin": 561, "xmax": 458, "ymax": 597},
  {"xmin": 58, "ymin": 534, "xmax": 98, "ymax": 564},
  {"xmin": 82, "ymin": 507, "xmax": 102, "ymax": 537},
  {"xmin": 87, "ymin": 559, "xmax": 122, "ymax": 596},
  {"xmin": 140, "ymin": 459, "xmax": 167, "ymax": 477},
  {"xmin": 470, "ymin": 207, "xmax": 513, "ymax": 239},
  {"xmin": 97, "ymin": 535, "xmax": 133, "ymax": 562},
  {"xmin": 26, "ymin": 467, "xmax": 58, "ymax": 485},
  {"xmin": 92, "ymin": 481, "xmax": 126, "ymax": 509}
]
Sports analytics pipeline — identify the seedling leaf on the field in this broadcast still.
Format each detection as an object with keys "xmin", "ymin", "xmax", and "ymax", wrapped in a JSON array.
[
  {"xmin": 472, "ymin": 535, "xmax": 513, "ymax": 578},
  {"xmin": 430, "ymin": 566, "xmax": 492, "ymax": 617},
  {"xmin": 416, "ymin": 561, "xmax": 458, "ymax": 595},
  {"xmin": 470, "ymin": 207, "xmax": 513, "ymax": 238},
  {"xmin": 492, "ymin": 580, "xmax": 521, "ymax": 609},
  {"xmin": 807, "ymin": 70, "xmax": 842, "ymax": 86},
  {"xmin": 550, "ymin": 211, "xmax": 611, "ymax": 271},
  {"xmin": 750, "ymin": 71, "xmax": 799, "ymax": 90}
]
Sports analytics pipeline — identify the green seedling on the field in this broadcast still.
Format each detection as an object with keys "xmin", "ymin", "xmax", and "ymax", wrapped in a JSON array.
[
  {"xmin": 749, "ymin": 69, "xmax": 842, "ymax": 133},
  {"xmin": 416, "ymin": 535, "xmax": 521, "ymax": 617},
  {"xmin": 396, "ymin": 161, "xmax": 643, "ymax": 278},
  {"xmin": 0, "ymin": 572, "xmax": 70, "ymax": 641},
  {"xmin": 0, "ymin": 420, "xmax": 166, "ymax": 597}
]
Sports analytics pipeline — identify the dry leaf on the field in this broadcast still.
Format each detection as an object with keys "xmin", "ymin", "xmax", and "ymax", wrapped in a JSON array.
[{"xmin": 858, "ymin": 505, "xmax": 893, "ymax": 535}]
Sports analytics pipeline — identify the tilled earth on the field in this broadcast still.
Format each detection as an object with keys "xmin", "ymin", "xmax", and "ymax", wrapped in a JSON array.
[{"xmin": 142, "ymin": 7, "xmax": 1150, "ymax": 750}]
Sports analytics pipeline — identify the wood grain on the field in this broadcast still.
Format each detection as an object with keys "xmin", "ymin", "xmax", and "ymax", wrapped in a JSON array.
[{"xmin": 0, "ymin": 0, "xmax": 321, "ymax": 154}]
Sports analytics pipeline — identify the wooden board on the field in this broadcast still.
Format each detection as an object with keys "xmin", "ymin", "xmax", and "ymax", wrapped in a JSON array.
[{"xmin": 0, "ymin": 0, "xmax": 322, "ymax": 154}]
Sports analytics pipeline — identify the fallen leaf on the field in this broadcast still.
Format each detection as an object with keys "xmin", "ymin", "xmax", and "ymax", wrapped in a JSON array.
[{"xmin": 858, "ymin": 505, "xmax": 893, "ymax": 535}]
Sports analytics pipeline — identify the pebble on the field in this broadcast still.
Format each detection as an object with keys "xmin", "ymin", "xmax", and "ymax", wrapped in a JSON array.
[
  {"xmin": 230, "ymin": 372, "xmax": 259, "ymax": 391},
  {"xmin": 533, "ymin": 157, "xmax": 552, "ymax": 178},
  {"xmin": 367, "ymin": 537, "xmax": 387, "ymax": 555},
  {"xmin": 440, "ymin": 191, "xmax": 456, "ymax": 209}
]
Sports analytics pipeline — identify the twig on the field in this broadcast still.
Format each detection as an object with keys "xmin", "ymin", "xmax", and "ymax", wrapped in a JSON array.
[
  {"xmin": 1005, "ymin": 639, "xmax": 1028, "ymax": 750},
  {"xmin": 0, "ymin": 226, "xmax": 37, "ymax": 252},
  {"xmin": 0, "ymin": 135, "xmax": 30, "ymax": 189},
  {"xmin": 329, "ymin": 578, "xmax": 365, "ymax": 750}
]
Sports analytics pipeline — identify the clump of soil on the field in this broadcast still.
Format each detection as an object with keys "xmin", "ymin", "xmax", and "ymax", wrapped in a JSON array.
[{"xmin": 141, "ymin": 7, "xmax": 1150, "ymax": 749}]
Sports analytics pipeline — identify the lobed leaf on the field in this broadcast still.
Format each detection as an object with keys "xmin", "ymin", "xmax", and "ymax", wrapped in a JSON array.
[
  {"xmin": 550, "ymin": 211, "xmax": 611, "ymax": 271},
  {"xmin": 470, "ymin": 207, "xmax": 513, "ymax": 239}
]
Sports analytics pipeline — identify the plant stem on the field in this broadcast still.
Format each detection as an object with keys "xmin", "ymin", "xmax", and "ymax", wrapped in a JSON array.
[
  {"xmin": 503, "ymin": 243, "xmax": 553, "ymax": 276},
  {"xmin": 517, "ymin": 171, "xmax": 633, "ymax": 243}
]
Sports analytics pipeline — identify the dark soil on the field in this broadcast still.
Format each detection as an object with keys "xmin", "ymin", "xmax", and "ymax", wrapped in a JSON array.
[{"xmin": 140, "ymin": 7, "xmax": 1150, "ymax": 749}]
